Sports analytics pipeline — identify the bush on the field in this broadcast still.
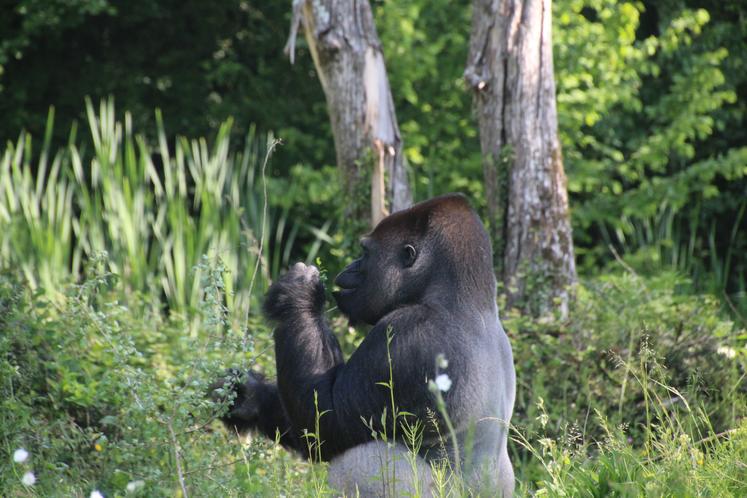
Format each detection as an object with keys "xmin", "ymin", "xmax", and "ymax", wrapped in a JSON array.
[
  {"xmin": 0, "ymin": 261, "xmax": 297, "ymax": 496},
  {"xmin": 3, "ymin": 262, "xmax": 745, "ymax": 496},
  {"xmin": 508, "ymin": 270, "xmax": 746, "ymax": 490}
]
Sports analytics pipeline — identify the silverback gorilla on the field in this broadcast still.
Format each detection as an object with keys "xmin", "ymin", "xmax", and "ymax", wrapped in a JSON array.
[{"xmin": 218, "ymin": 194, "xmax": 516, "ymax": 496}]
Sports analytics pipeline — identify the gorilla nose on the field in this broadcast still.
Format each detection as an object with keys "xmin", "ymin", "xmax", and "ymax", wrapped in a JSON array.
[
  {"xmin": 334, "ymin": 271, "xmax": 359, "ymax": 290},
  {"xmin": 334, "ymin": 260, "xmax": 362, "ymax": 290}
]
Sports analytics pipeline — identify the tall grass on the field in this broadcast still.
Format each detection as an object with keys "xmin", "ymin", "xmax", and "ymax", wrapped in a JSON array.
[
  {"xmin": 514, "ymin": 343, "xmax": 747, "ymax": 497},
  {"xmin": 599, "ymin": 198, "xmax": 747, "ymax": 319},
  {"xmin": 0, "ymin": 98, "xmax": 330, "ymax": 320}
]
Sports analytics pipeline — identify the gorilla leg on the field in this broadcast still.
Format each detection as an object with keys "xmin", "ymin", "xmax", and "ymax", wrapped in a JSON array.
[
  {"xmin": 327, "ymin": 441, "xmax": 434, "ymax": 498},
  {"xmin": 329, "ymin": 442, "xmax": 515, "ymax": 498},
  {"xmin": 464, "ymin": 446, "xmax": 515, "ymax": 498},
  {"xmin": 496, "ymin": 446, "xmax": 515, "ymax": 498}
]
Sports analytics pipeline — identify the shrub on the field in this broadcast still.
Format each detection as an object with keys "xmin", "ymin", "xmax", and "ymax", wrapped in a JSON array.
[
  {"xmin": 508, "ymin": 270, "xmax": 746, "ymax": 489},
  {"xmin": 0, "ymin": 260, "xmax": 294, "ymax": 496}
]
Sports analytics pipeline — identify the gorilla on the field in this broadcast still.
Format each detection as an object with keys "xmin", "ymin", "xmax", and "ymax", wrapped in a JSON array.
[{"xmin": 217, "ymin": 193, "xmax": 516, "ymax": 496}]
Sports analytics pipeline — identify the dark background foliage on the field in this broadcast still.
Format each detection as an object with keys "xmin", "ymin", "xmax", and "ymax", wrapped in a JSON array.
[{"xmin": 1, "ymin": 0, "xmax": 745, "ymax": 308}]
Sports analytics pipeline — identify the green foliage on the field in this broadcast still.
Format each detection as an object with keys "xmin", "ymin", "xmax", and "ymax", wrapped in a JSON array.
[
  {"xmin": 507, "ymin": 269, "xmax": 746, "ymax": 490},
  {"xmin": 0, "ymin": 258, "xmax": 310, "ymax": 496},
  {"xmin": 553, "ymin": 1, "xmax": 747, "ymax": 307},
  {"xmin": 555, "ymin": 2, "xmax": 738, "ymax": 199},
  {"xmin": 0, "ymin": 1, "xmax": 333, "ymax": 174},
  {"xmin": 518, "ymin": 405, "xmax": 747, "ymax": 497},
  {"xmin": 375, "ymin": 0, "xmax": 483, "ymax": 203}
]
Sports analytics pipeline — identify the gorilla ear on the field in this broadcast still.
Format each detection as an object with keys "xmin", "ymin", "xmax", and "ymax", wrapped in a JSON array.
[{"xmin": 402, "ymin": 244, "xmax": 417, "ymax": 268}]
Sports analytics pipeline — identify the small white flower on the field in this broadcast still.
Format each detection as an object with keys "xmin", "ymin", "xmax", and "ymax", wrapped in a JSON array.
[
  {"xmin": 717, "ymin": 346, "xmax": 736, "ymax": 359},
  {"xmin": 21, "ymin": 471, "xmax": 36, "ymax": 486},
  {"xmin": 90, "ymin": 491, "xmax": 104, "ymax": 498},
  {"xmin": 13, "ymin": 448, "xmax": 29, "ymax": 463},
  {"xmin": 435, "ymin": 373, "xmax": 452, "ymax": 392},
  {"xmin": 126, "ymin": 480, "xmax": 145, "ymax": 493}
]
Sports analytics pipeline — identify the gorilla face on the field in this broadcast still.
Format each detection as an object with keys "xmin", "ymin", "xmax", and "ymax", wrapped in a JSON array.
[
  {"xmin": 333, "ymin": 194, "xmax": 497, "ymax": 325},
  {"xmin": 333, "ymin": 235, "xmax": 419, "ymax": 325}
]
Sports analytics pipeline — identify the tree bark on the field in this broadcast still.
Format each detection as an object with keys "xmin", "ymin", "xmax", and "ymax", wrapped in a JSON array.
[
  {"xmin": 286, "ymin": 0, "xmax": 411, "ymax": 226},
  {"xmin": 466, "ymin": 0, "xmax": 576, "ymax": 317}
]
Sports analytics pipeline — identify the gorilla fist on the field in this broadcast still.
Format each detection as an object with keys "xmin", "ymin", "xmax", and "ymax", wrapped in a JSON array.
[
  {"xmin": 210, "ymin": 369, "xmax": 264, "ymax": 431},
  {"xmin": 263, "ymin": 262, "xmax": 325, "ymax": 321}
]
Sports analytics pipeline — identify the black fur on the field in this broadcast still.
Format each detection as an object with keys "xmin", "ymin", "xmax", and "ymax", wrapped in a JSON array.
[{"xmin": 215, "ymin": 194, "xmax": 516, "ymax": 490}]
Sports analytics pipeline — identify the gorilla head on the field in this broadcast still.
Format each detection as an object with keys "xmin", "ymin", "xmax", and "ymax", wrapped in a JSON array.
[{"xmin": 333, "ymin": 193, "xmax": 496, "ymax": 325}]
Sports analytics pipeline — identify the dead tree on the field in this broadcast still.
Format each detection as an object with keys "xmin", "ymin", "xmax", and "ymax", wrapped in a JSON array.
[
  {"xmin": 286, "ymin": 0, "xmax": 411, "ymax": 226},
  {"xmin": 466, "ymin": 0, "xmax": 576, "ymax": 316}
]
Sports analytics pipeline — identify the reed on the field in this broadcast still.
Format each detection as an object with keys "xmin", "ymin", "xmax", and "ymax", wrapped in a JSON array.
[{"xmin": 0, "ymin": 98, "xmax": 329, "ymax": 319}]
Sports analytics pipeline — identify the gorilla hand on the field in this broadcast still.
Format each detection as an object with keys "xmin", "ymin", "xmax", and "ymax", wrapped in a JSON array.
[
  {"xmin": 264, "ymin": 262, "xmax": 326, "ymax": 321},
  {"xmin": 210, "ymin": 369, "xmax": 266, "ymax": 433},
  {"xmin": 210, "ymin": 369, "xmax": 304, "ymax": 453}
]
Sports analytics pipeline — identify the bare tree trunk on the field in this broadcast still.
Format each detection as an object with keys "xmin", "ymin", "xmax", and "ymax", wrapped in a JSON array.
[
  {"xmin": 286, "ymin": 0, "xmax": 411, "ymax": 226},
  {"xmin": 466, "ymin": 0, "xmax": 576, "ymax": 317}
]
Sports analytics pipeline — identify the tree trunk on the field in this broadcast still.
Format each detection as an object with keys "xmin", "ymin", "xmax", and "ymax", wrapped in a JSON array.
[
  {"xmin": 286, "ymin": 0, "xmax": 411, "ymax": 226},
  {"xmin": 465, "ymin": 0, "xmax": 576, "ymax": 317}
]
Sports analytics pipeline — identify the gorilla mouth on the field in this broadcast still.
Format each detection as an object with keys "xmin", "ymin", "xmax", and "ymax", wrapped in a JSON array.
[
  {"xmin": 333, "ymin": 262, "xmax": 361, "ymax": 309},
  {"xmin": 332, "ymin": 288, "xmax": 356, "ymax": 302},
  {"xmin": 332, "ymin": 285, "xmax": 357, "ymax": 312},
  {"xmin": 332, "ymin": 288, "xmax": 361, "ymax": 325},
  {"xmin": 333, "ymin": 271, "xmax": 359, "ymax": 295}
]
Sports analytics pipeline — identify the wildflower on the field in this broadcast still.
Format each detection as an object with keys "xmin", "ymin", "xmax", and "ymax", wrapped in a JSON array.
[
  {"xmin": 13, "ymin": 448, "xmax": 29, "ymax": 463},
  {"xmin": 536, "ymin": 412, "xmax": 549, "ymax": 428},
  {"xmin": 21, "ymin": 471, "xmax": 36, "ymax": 486},
  {"xmin": 90, "ymin": 491, "xmax": 104, "ymax": 498},
  {"xmin": 434, "ymin": 373, "xmax": 452, "ymax": 392},
  {"xmin": 94, "ymin": 443, "xmax": 103, "ymax": 452},
  {"xmin": 717, "ymin": 346, "xmax": 736, "ymax": 359},
  {"xmin": 126, "ymin": 480, "xmax": 145, "ymax": 493}
]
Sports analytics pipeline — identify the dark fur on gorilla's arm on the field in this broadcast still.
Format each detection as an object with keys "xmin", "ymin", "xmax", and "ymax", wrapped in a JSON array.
[
  {"xmin": 215, "ymin": 263, "xmax": 350, "ymax": 458},
  {"xmin": 261, "ymin": 262, "xmax": 375, "ymax": 460},
  {"xmin": 213, "ymin": 370, "xmax": 305, "ymax": 454},
  {"xmin": 216, "ymin": 263, "xmax": 426, "ymax": 461}
]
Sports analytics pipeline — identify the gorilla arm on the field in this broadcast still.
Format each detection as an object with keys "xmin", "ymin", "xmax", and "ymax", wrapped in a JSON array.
[
  {"xmin": 215, "ymin": 262, "xmax": 342, "ymax": 456},
  {"xmin": 264, "ymin": 264, "xmax": 439, "ymax": 461},
  {"xmin": 214, "ymin": 370, "xmax": 304, "ymax": 452}
]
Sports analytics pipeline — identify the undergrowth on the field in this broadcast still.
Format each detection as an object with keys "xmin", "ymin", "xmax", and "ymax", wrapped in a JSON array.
[{"xmin": 1, "ymin": 263, "xmax": 745, "ymax": 496}]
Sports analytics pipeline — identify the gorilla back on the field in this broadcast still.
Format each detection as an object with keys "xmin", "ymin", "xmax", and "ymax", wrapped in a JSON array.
[{"xmin": 219, "ymin": 193, "xmax": 516, "ymax": 496}]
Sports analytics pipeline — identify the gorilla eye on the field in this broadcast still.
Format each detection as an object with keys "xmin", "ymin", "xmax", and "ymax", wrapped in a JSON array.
[{"xmin": 403, "ymin": 244, "xmax": 417, "ymax": 268}]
